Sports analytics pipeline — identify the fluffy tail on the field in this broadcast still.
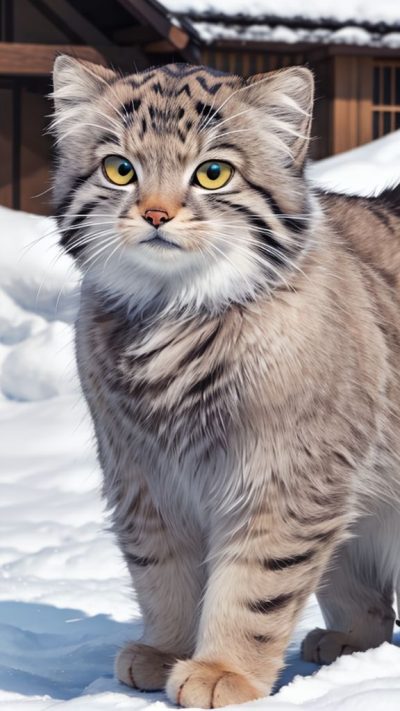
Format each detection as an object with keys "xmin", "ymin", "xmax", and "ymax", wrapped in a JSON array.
[{"xmin": 376, "ymin": 182, "xmax": 400, "ymax": 216}]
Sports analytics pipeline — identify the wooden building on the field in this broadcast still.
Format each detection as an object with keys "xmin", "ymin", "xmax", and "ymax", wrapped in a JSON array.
[{"xmin": 0, "ymin": 0, "xmax": 399, "ymax": 215}]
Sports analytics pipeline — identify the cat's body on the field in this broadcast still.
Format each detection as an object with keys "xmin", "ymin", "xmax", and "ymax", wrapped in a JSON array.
[{"xmin": 52, "ymin": 58, "xmax": 400, "ymax": 706}]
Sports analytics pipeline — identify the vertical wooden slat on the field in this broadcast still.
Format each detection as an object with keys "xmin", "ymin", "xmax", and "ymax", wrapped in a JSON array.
[
  {"xmin": 1, "ymin": 0, "xmax": 14, "ymax": 41},
  {"xmin": 371, "ymin": 59, "xmax": 400, "ymax": 138},
  {"xmin": 391, "ymin": 63, "xmax": 395, "ymax": 106},
  {"xmin": 332, "ymin": 56, "xmax": 357, "ymax": 153},
  {"xmin": 0, "ymin": 83, "xmax": 13, "ymax": 208},
  {"xmin": 391, "ymin": 65, "xmax": 395, "ymax": 130},
  {"xmin": 358, "ymin": 56, "xmax": 373, "ymax": 146},
  {"xmin": 12, "ymin": 80, "xmax": 21, "ymax": 209},
  {"xmin": 333, "ymin": 55, "xmax": 374, "ymax": 154},
  {"xmin": 241, "ymin": 52, "xmax": 250, "ymax": 76}
]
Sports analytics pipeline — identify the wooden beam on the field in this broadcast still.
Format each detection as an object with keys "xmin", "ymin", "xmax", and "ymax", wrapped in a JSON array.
[
  {"xmin": 207, "ymin": 37, "xmax": 400, "ymax": 59},
  {"xmin": 112, "ymin": 24, "xmax": 159, "ymax": 45},
  {"xmin": 116, "ymin": 0, "xmax": 193, "ymax": 55},
  {"xmin": 145, "ymin": 39, "xmax": 175, "ymax": 54},
  {"xmin": 0, "ymin": 42, "xmax": 108, "ymax": 75},
  {"xmin": 117, "ymin": 0, "xmax": 186, "ymax": 46},
  {"xmin": 326, "ymin": 44, "xmax": 400, "ymax": 58},
  {"xmin": 29, "ymin": 0, "xmax": 112, "ymax": 46},
  {"xmin": 0, "ymin": 42, "xmax": 148, "ymax": 75}
]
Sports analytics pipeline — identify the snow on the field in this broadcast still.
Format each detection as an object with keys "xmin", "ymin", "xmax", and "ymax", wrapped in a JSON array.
[
  {"xmin": 1, "ymin": 128, "xmax": 400, "ymax": 709},
  {"xmin": 191, "ymin": 22, "xmax": 400, "ymax": 48},
  {"xmin": 308, "ymin": 129, "xmax": 400, "ymax": 196},
  {"xmin": 162, "ymin": 0, "xmax": 400, "ymax": 27},
  {"xmin": 163, "ymin": 0, "xmax": 400, "ymax": 47}
]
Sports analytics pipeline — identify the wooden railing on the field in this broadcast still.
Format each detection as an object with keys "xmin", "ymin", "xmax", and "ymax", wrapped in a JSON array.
[{"xmin": 372, "ymin": 60, "xmax": 400, "ymax": 138}]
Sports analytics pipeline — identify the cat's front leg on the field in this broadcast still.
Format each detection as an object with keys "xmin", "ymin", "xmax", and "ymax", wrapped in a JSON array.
[
  {"xmin": 114, "ymin": 485, "xmax": 205, "ymax": 691},
  {"xmin": 166, "ymin": 497, "xmax": 346, "ymax": 707}
]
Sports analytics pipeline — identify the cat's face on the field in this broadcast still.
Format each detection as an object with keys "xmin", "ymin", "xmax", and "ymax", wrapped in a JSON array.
[{"xmin": 52, "ymin": 59, "xmax": 314, "ymax": 312}]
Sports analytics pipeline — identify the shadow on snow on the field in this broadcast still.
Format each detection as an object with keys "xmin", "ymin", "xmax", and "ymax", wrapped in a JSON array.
[{"xmin": 0, "ymin": 600, "xmax": 398, "ymax": 702}]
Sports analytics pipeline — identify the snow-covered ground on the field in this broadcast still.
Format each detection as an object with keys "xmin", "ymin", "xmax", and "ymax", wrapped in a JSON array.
[
  {"xmin": 1, "ymin": 132, "xmax": 400, "ymax": 710},
  {"xmin": 308, "ymin": 129, "xmax": 400, "ymax": 196}
]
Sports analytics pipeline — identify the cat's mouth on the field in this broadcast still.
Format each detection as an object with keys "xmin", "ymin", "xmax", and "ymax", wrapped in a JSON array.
[{"xmin": 140, "ymin": 234, "xmax": 182, "ymax": 250}]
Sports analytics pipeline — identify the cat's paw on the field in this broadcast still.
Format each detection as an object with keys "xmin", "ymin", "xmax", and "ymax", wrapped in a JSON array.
[
  {"xmin": 301, "ymin": 627, "xmax": 356, "ymax": 664},
  {"xmin": 115, "ymin": 642, "xmax": 175, "ymax": 691},
  {"xmin": 166, "ymin": 659, "xmax": 264, "ymax": 708}
]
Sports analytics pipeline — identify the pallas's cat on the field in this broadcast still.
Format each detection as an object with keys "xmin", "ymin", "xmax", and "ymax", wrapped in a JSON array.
[{"xmin": 52, "ymin": 57, "xmax": 400, "ymax": 707}]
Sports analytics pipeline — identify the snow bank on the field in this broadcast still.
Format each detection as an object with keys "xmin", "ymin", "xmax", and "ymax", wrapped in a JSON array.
[
  {"xmin": 0, "ymin": 132, "xmax": 400, "ymax": 709},
  {"xmin": 308, "ymin": 129, "xmax": 400, "ymax": 195},
  {"xmin": 0, "ymin": 207, "xmax": 79, "ymax": 401}
]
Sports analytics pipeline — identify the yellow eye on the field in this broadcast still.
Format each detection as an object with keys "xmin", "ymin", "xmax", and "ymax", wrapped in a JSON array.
[
  {"xmin": 193, "ymin": 161, "xmax": 233, "ymax": 190},
  {"xmin": 102, "ymin": 155, "xmax": 136, "ymax": 186}
]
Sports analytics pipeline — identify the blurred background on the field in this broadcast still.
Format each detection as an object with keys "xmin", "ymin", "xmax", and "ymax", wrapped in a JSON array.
[{"xmin": 0, "ymin": 0, "xmax": 399, "ymax": 215}]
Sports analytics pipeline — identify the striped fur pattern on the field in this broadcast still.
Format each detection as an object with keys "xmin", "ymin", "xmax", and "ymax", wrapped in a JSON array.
[{"xmin": 52, "ymin": 57, "xmax": 400, "ymax": 707}]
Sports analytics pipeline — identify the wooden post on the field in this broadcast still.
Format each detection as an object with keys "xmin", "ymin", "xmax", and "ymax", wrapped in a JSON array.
[{"xmin": 332, "ymin": 55, "xmax": 372, "ymax": 154}]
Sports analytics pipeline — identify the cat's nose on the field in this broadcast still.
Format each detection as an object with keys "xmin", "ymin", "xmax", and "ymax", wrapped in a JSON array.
[{"xmin": 143, "ymin": 208, "xmax": 170, "ymax": 228}]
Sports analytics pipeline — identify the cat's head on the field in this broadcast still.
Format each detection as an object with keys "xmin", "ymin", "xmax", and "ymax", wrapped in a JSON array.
[{"xmin": 52, "ymin": 58, "xmax": 314, "ymax": 313}]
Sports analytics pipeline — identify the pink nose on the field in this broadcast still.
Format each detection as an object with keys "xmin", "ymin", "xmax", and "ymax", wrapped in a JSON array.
[{"xmin": 144, "ymin": 208, "xmax": 170, "ymax": 228}]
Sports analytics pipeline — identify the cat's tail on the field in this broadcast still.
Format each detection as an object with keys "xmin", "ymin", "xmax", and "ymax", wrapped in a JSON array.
[{"xmin": 375, "ymin": 181, "xmax": 400, "ymax": 215}]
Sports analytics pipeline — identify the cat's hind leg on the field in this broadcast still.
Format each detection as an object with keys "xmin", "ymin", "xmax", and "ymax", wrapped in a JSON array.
[{"xmin": 302, "ymin": 512, "xmax": 397, "ymax": 664}]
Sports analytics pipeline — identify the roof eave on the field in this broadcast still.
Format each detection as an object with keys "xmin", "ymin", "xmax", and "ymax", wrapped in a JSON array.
[{"xmin": 202, "ymin": 37, "xmax": 400, "ymax": 57}]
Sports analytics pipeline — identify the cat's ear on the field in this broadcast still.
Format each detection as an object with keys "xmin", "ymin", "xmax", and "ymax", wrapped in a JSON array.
[
  {"xmin": 245, "ymin": 67, "xmax": 314, "ymax": 168},
  {"xmin": 52, "ymin": 55, "xmax": 116, "ymax": 110}
]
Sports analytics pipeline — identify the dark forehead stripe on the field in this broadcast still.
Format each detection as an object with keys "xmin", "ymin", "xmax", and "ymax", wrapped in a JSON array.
[
  {"xmin": 151, "ymin": 81, "xmax": 164, "ymax": 95},
  {"xmin": 121, "ymin": 98, "xmax": 141, "ymax": 124},
  {"xmin": 175, "ymin": 83, "xmax": 191, "ymax": 98},
  {"xmin": 126, "ymin": 72, "xmax": 156, "ymax": 89},
  {"xmin": 196, "ymin": 74, "xmax": 237, "ymax": 95},
  {"xmin": 161, "ymin": 64, "xmax": 230, "ymax": 79},
  {"xmin": 196, "ymin": 102, "xmax": 223, "ymax": 128},
  {"xmin": 113, "ymin": 67, "xmax": 230, "ymax": 139},
  {"xmin": 144, "ymin": 80, "xmax": 192, "ymax": 99},
  {"xmin": 145, "ymin": 103, "xmax": 189, "ymax": 136},
  {"xmin": 139, "ymin": 116, "xmax": 147, "ymax": 138},
  {"xmin": 196, "ymin": 76, "xmax": 223, "ymax": 95},
  {"xmin": 161, "ymin": 65, "xmax": 205, "ymax": 79}
]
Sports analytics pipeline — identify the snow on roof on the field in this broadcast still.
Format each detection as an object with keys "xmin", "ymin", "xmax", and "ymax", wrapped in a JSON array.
[
  {"xmin": 161, "ymin": 1, "xmax": 400, "ymax": 47},
  {"xmin": 162, "ymin": 0, "xmax": 400, "ymax": 27},
  {"xmin": 192, "ymin": 22, "xmax": 400, "ymax": 47}
]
